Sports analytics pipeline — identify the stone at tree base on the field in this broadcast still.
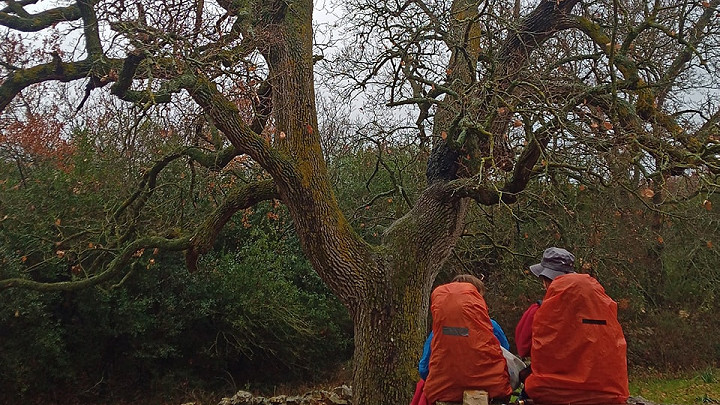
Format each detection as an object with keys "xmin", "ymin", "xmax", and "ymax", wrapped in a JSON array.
[
  {"xmin": 332, "ymin": 385, "xmax": 352, "ymax": 399},
  {"xmin": 216, "ymin": 386, "xmax": 353, "ymax": 405}
]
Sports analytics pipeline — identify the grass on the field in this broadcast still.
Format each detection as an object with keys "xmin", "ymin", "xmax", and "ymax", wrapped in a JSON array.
[{"xmin": 630, "ymin": 367, "xmax": 720, "ymax": 405}]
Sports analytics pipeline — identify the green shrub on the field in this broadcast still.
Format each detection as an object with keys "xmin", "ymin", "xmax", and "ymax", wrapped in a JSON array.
[{"xmin": 0, "ymin": 225, "xmax": 352, "ymax": 402}]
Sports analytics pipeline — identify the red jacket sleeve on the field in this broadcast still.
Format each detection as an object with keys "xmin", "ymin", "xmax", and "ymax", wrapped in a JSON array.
[{"xmin": 515, "ymin": 302, "xmax": 540, "ymax": 358}]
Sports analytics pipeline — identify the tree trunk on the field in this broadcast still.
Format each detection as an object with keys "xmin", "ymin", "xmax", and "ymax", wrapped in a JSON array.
[
  {"xmin": 251, "ymin": 4, "xmax": 458, "ymax": 402},
  {"xmin": 352, "ymin": 184, "xmax": 470, "ymax": 403}
]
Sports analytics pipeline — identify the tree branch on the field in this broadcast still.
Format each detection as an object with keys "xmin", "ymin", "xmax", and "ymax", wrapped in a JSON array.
[
  {"xmin": 184, "ymin": 145, "xmax": 240, "ymax": 171},
  {"xmin": 185, "ymin": 179, "xmax": 279, "ymax": 271},
  {"xmin": 0, "ymin": 58, "xmax": 104, "ymax": 113},
  {"xmin": 182, "ymin": 73, "xmax": 293, "ymax": 177},
  {"xmin": 0, "ymin": 236, "xmax": 190, "ymax": 292},
  {"xmin": 499, "ymin": 0, "xmax": 581, "ymax": 68},
  {"xmin": 76, "ymin": 0, "xmax": 103, "ymax": 57},
  {"xmin": 0, "ymin": 3, "xmax": 81, "ymax": 31}
]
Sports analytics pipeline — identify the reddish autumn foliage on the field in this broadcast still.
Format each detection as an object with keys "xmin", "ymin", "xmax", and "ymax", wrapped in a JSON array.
[{"xmin": 0, "ymin": 111, "xmax": 74, "ymax": 170}]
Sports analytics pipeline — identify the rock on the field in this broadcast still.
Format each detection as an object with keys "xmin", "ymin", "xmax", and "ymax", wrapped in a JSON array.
[
  {"xmin": 332, "ymin": 385, "xmax": 352, "ymax": 399},
  {"xmin": 285, "ymin": 396, "xmax": 303, "ymax": 405},
  {"xmin": 325, "ymin": 392, "xmax": 348, "ymax": 405},
  {"xmin": 218, "ymin": 390, "xmax": 254, "ymax": 405},
  {"xmin": 628, "ymin": 396, "xmax": 661, "ymax": 405},
  {"xmin": 216, "ymin": 386, "xmax": 353, "ymax": 405}
]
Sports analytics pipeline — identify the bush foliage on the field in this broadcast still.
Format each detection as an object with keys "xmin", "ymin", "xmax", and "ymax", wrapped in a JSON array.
[
  {"xmin": 0, "ymin": 215, "xmax": 353, "ymax": 402},
  {"xmin": 0, "ymin": 123, "xmax": 353, "ymax": 402}
]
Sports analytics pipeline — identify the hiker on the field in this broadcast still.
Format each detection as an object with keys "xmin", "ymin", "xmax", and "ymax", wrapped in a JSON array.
[
  {"xmin": 419, "ymin": 275, "xmax": 527, "ymax": 388},
  {"xmin": 514, "ymin": 247, "xmax": 576, "ymax": 359},
  {"xmin": 521, "ymin": 248, "xmax": 630, "ymax": 404},
  {"xmin": 419, "ymin": 275, "xmax": 510, "ymax": 381},
  {"xmin": 420, "ymin": 274, "xmax": 513, "ymax": 404}
]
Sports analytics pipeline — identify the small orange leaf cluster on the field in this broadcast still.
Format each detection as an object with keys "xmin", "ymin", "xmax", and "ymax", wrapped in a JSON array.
[
  {"xmin": 242, "ymin": 209, "xmax": 253, "ymax": 228},
  {"xmin": 640, "ymin": 188, "xmax": 655, "ymax": 198},
  {"xmin": 2, "ymin": 113, "xmax": 73, "ymax": 170},
  {"xmin": 617, "ymin": 298, "xmax": 630, "ymax": 310}
]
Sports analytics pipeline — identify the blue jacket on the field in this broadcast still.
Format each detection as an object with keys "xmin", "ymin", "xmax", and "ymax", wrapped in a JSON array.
[{"xmin": 418, "ymin": 319, "xmax": 509, "ymax": 380}]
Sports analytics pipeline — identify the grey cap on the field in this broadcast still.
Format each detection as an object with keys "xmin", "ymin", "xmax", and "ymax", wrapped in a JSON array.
[{"xmin": 530, "ymin": 247, "xmax": 575, "ymax": 280}]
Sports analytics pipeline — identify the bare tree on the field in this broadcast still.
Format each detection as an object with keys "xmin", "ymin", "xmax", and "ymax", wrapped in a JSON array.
[{"xmin": 2, "ymin": 0, "xmax": 719, "ymax": 402}]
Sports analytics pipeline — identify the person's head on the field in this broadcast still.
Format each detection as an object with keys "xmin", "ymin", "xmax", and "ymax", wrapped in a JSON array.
[
  {"xmin": 452, "ymin": 274, "xmax": 485, "ymax": 296},
  {"xmin": 530, "ymin": 247, "xmax": 575, "ymax": 288}
]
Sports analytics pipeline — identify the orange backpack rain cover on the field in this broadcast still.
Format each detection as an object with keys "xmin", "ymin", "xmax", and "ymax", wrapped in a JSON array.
[
  {"xmin": 424, "ymin": 282, "xmax": 511, "ymax": 403},
  {"xmin": 525, "ymin": 273, "xmax": 629, "ymax": 404}
]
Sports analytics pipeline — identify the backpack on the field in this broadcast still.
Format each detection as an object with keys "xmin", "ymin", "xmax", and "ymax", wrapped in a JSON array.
[
  {"xmin": 424, "ymin": 282, "xmax": 512, "ymax": 403},
  {"xmin": 525, "ymin": 273, "xmax": 629, "ymax": 404}
]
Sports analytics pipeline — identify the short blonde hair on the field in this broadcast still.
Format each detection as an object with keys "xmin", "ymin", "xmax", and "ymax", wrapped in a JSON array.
[{"xmin": 452, "ymin": 274, "xmax": 485, "ymax": 296}]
